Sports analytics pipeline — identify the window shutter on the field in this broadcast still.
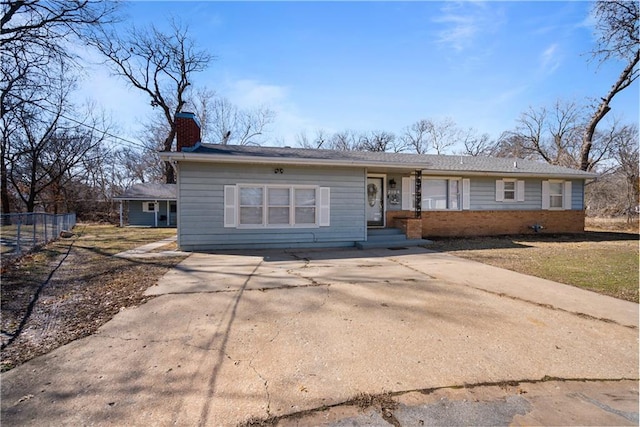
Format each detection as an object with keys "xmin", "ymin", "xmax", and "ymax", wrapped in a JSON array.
[
  {"xmin": 517, "ymin": 180, "xmax": 525, "ymax": 202},
  {"xmin": 495, "ymin": 180, "xmax": 504, "ymax": 202},
  {"xmin": 563, "ymin": 181, "xmax": 572, "ymax": 210},
  {"xmin": 319, "ymin": 187, "xmax": 330, "ymax": 226},
  {"xmin": 224, "ymin": 185, "xmax": 237, "ymax": 227},
  {"xmin": 462, "ymin": 179, "xmax": 470, "ymax": 210},
  {"xmin": 541, "ymin": 181, "xmax": 550, "ymax": 210},
  {"xmin": 402, "ymin": 177, "xmax": 414, "ymax": 210}
]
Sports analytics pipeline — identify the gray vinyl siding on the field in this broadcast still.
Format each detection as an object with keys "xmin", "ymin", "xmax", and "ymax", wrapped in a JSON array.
[
  {"xmin": 178, "ymin": 162, "xmax": 366, "ymax": 250},
  {"xmin": 464, "ymin": 177, "xmax": 584, "ymax": 211},
  {"xmin": 127, "ymin": 200, "xmax": 167, "ymax": 226},
  {"xmin": 468, "ymin": 177, "xmax": 540, "ymax": 210},
  {"xmin": 571, "ymin": 180, "xmax": 584, "ymax": 210}
]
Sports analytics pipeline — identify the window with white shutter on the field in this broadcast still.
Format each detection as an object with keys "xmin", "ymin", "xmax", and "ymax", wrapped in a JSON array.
[
  {"xmin": 496, "ymin": 179, "xmax": 525, "ymax": 202},
  {"xmin": 542, "ymin": 180, "xmax": 572, "ymax": 210}
]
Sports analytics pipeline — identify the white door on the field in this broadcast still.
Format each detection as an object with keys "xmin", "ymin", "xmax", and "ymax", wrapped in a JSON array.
[{"xmin": 366, "ymin": 177, "xmax": 384, "ymax": 227}]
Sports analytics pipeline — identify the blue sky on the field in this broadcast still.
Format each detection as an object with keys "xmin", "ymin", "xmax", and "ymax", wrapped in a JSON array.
[{"xmin": 78, "ymin": 1, "xmax": 639, "ymax": 150}]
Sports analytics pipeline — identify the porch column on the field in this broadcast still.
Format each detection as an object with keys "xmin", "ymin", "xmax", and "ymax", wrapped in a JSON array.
[
  {"xmin": 119, "ymin": 201, "xmax": 123, "ymax": 227},
  {"xmin": 154, "ymin": 200, "xmax": 158, "ymax": 227},
  {"xmin": 414, "ymin": 170, "xmax": 422, "ymax": 218}
]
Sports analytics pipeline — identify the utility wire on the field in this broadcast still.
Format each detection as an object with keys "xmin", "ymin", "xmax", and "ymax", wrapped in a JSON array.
[{"xmin": 6, "ymin": 93, "xmax": 153, "ymax": 151}]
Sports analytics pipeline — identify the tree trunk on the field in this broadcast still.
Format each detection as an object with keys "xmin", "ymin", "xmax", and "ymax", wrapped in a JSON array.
[
  {"xmin": 1, "ymin": 152, "xmax": 10, "ymax": 213},
  {"xmin": 163, "ymin": 125, "xmax": 177, "ymax": 184},
  {"xmin": 580, "ymin": 50, "xmax": 639, "ymax": 171},
  {"xmin": 164, "ymin": 161, "xmax": 175, "ymax": 184}
]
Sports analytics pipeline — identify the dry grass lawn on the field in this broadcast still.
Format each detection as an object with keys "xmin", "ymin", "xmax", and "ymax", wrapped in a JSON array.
[
  {"xmin": 1, "ymin": 224, "xmax": 184, "ymax": 371},
  {"xmin": 428, "ymin": 218, "xmax": 639, "ymax": 303}
]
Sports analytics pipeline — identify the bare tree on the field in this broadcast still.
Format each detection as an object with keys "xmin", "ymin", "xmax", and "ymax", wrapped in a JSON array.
[
  {"xmin": 499, "ymin": 101, "xmax": 586, "ymax": 168},
  {"xmin": 5, "ymin": 70, "xmax": 110, "ymax": 212},
  {"xmin": 204, "ymin": 97, "xmax": 275, "ymax": 146},
  {"xmin": 499, "ymin": 100, "xmax": 622, "ymax": 171},
  {"xmin": 458, "ymin": 129, "xmax": 495, "ymax": 157},
  {"xmin": 581, "ymin": 0, "xmax": 639, "ymax": 171},
  {"xmin": 89, "ymin": 19, "xmax": 213, "ymax": 183},
  {"xmin": 296, "ymin": 129, "xmax": 331, "ymax": 149},
  {"xmin": 186, "ymin": 86, "xmax": 216, "ymax": 143},
  {"xmin": 586, "ymin": 123, "xmax": 638, "ymax": 219},
  {"xmin": 427, "ymin": 117, "xmax": 461, "ymax": 155},
  {"xmin": 613, "ymin": 124, "xmax": 639, "ymax": 220},
  {"xmin": 327, "ymin": 130, "xmax": 357, "ymax": 151},
  {"xmin": 401, "ymin": 119, "xmax": 431, "ymax": 154},
  {"xmin": 1, "ymin": 0, "xmax": 117, "ymax": 215},
  {"xmin": 357, "ymin": 131, "xmax": 396, "ymax": 152},
  {"xmin": 402, "ymin": 118, "xmax": 462, "ymax": 154}
]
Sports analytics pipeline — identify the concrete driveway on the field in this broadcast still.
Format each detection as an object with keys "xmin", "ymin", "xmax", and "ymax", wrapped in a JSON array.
[{"xmin": 2, "ymin": 247, "xmax": 638, "ymax": 426}]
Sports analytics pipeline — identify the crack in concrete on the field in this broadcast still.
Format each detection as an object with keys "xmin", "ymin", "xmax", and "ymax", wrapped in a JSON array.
[
  {"xmin": 473, "ymin": 287, "xmax": 637, "ymax": 330},
  {"xmin": 249, "ymin": 358, "xmax": 272, "ymax": 417},
  {"xmin": 388, "ymin": 257, "xmax": 637, "ymax": 330},
  {"xmin": 237, "ymin": 376, "xmax": 640, "ymax": 427},
  {"xmin": 157, "ymin": 281, "xmax": 330, "ymax": 296}
]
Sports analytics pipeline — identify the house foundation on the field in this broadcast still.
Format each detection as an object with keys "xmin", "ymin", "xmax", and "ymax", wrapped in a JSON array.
[{"xmin": 387, "ymin": 210, "xmax": 586, "ymax": 237}]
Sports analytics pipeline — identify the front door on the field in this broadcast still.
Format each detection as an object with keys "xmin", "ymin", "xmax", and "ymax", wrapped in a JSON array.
[{"xmin": 366, "ymin": 176, "xmax": 384, "ymax": 227}]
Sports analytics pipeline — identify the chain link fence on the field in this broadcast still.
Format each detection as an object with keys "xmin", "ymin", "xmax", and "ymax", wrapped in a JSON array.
[{"xmin": 1, "ymin": 213, "xmax": 77, "ymax": 261}]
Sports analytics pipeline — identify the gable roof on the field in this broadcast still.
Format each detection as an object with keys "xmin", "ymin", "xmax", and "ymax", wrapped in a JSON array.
[
  {"xmin": 159, "ymin": 143, "xmax": 597, "ymax": 179},
  {"xmin": 114, "ymin": 183, "xmax": 177, "ymax": 201}
]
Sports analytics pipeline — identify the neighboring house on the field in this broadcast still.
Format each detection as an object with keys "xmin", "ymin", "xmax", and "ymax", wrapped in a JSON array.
[
  {"xmin": 114, "ymin": 183, "xmax": 177, "ymax": 227},
  {"xmin": 160, "ymin": 112, "xmax": 597, "ymax": 251}
]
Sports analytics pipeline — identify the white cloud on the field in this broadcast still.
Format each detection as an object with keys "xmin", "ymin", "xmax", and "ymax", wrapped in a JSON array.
[
  {"xmin": 227, "ymin": 79, "xmax": 288, "ymax": 108},
  {"xmin": 225, "ymin": 79, "xmax": 317, "ymax": 146},
  {"xmin": 539, "ymin": 43, "xmax": 561, "ymax": 75},
  {"xmin": 432, "ymin": 2, "xmax": 504, "ymax": 52}
]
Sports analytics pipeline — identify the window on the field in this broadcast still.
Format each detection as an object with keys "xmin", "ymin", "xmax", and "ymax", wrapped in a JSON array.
[
  {"xmin": 496, "ymin": 179, "xmax": 525, "ymax": 202},
  {"xmin": 549, "ymin": 182, "xmax": 563, "ymax": 208},
  {"xmin": 268, "ymin": 188, "xmax": 290, "ymax": 224},
  {"xmin": 542, "ymin": 180, "xmax": 572, "ymax": 210},
  {"xmin": 403, "ymin": 176, "xmax": 469, "ymax": 210},
  {"xmin": 225, "ymin": 185, "xmax": 330, "ymax": 228},
  {"xmin": 422, "ymin": 179, "xmax": 461, "ymax": 210},
  {"xmin": 504, "ymin": 181, "xmax": 516, "ymax": 201},
  {"xmin": 239, "ymin": 187, "xmax": 263, "ymax": 225},
  {"xmin": 294, "ymin": 188, "xmax": 316, "ymax": 224},
  {"xmin": 142, "ymin": 202, "xmax": 156, "ymax": 212}
]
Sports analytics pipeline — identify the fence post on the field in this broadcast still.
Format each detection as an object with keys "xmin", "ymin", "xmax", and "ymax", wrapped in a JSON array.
[{"xmin": 16, "ymin": 218, "xmax": 22, "ymax": 254}]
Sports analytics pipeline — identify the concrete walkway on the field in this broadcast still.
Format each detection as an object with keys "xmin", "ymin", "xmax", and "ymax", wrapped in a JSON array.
[
  {"xmin": 113, "ymin": 235, "xmax": 188, "ymax": 259},
  {"xmin": 2, "ymin": 246, "xmax": 638, "ymax": 426}
]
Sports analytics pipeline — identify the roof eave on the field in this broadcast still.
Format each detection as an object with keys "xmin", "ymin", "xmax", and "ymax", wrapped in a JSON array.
[
  {"xmin": 423, "ymin": 170, "xmax": 598, "ymax": 179},
  {"xmin": 159, "ymin": 151, "xmax": 428, "ymax": 170},
  {"xmin": 159, "ymin": 152, "xmax": 597, "ymax": 179},
  {"xmin": 113, "ymin": 197, "xmax": 176, "ymax": 201}
]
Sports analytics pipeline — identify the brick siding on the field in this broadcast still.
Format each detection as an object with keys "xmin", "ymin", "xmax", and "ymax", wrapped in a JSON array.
[
  {"xmin": 176, "ymin": 114, "xmax": 201, "ymax": 152},
  {"xmin": 387, "ymin": 210, "xmax": 585, "ymax": 237}
]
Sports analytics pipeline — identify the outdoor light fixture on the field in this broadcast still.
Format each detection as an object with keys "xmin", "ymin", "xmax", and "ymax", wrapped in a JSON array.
[
  {"xmin": 389, "ymin": 178, "xmax": 396, "ymax": 188},
  {"xmin": 274, "ymin": 168, "xmax": 284, "ymax": 174}
]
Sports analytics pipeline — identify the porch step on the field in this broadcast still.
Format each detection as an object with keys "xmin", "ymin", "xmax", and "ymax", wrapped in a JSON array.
[
  {"xmin": 367, "ymin": 227, "xmax": 405, "ymax": 236},
  {"xmin": 356, "ymin": 228, "xmax": 432, "ymax": 250}
]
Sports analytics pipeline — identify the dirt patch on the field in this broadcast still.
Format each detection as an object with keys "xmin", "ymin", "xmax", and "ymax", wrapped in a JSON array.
[{"xmin": 1, "ymin": 224, "xmax": 185, "ymax": 372}]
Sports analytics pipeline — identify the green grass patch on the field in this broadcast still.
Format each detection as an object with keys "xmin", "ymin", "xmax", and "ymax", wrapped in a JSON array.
[{"xmin": 429, "ymin": 232, "xmax": 639, "ymax": 303}]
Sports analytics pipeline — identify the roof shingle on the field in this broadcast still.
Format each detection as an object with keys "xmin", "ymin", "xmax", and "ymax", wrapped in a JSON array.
[{"xmin": 183, "ymin": 143, "xmax": 596, "ymax": 178}]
